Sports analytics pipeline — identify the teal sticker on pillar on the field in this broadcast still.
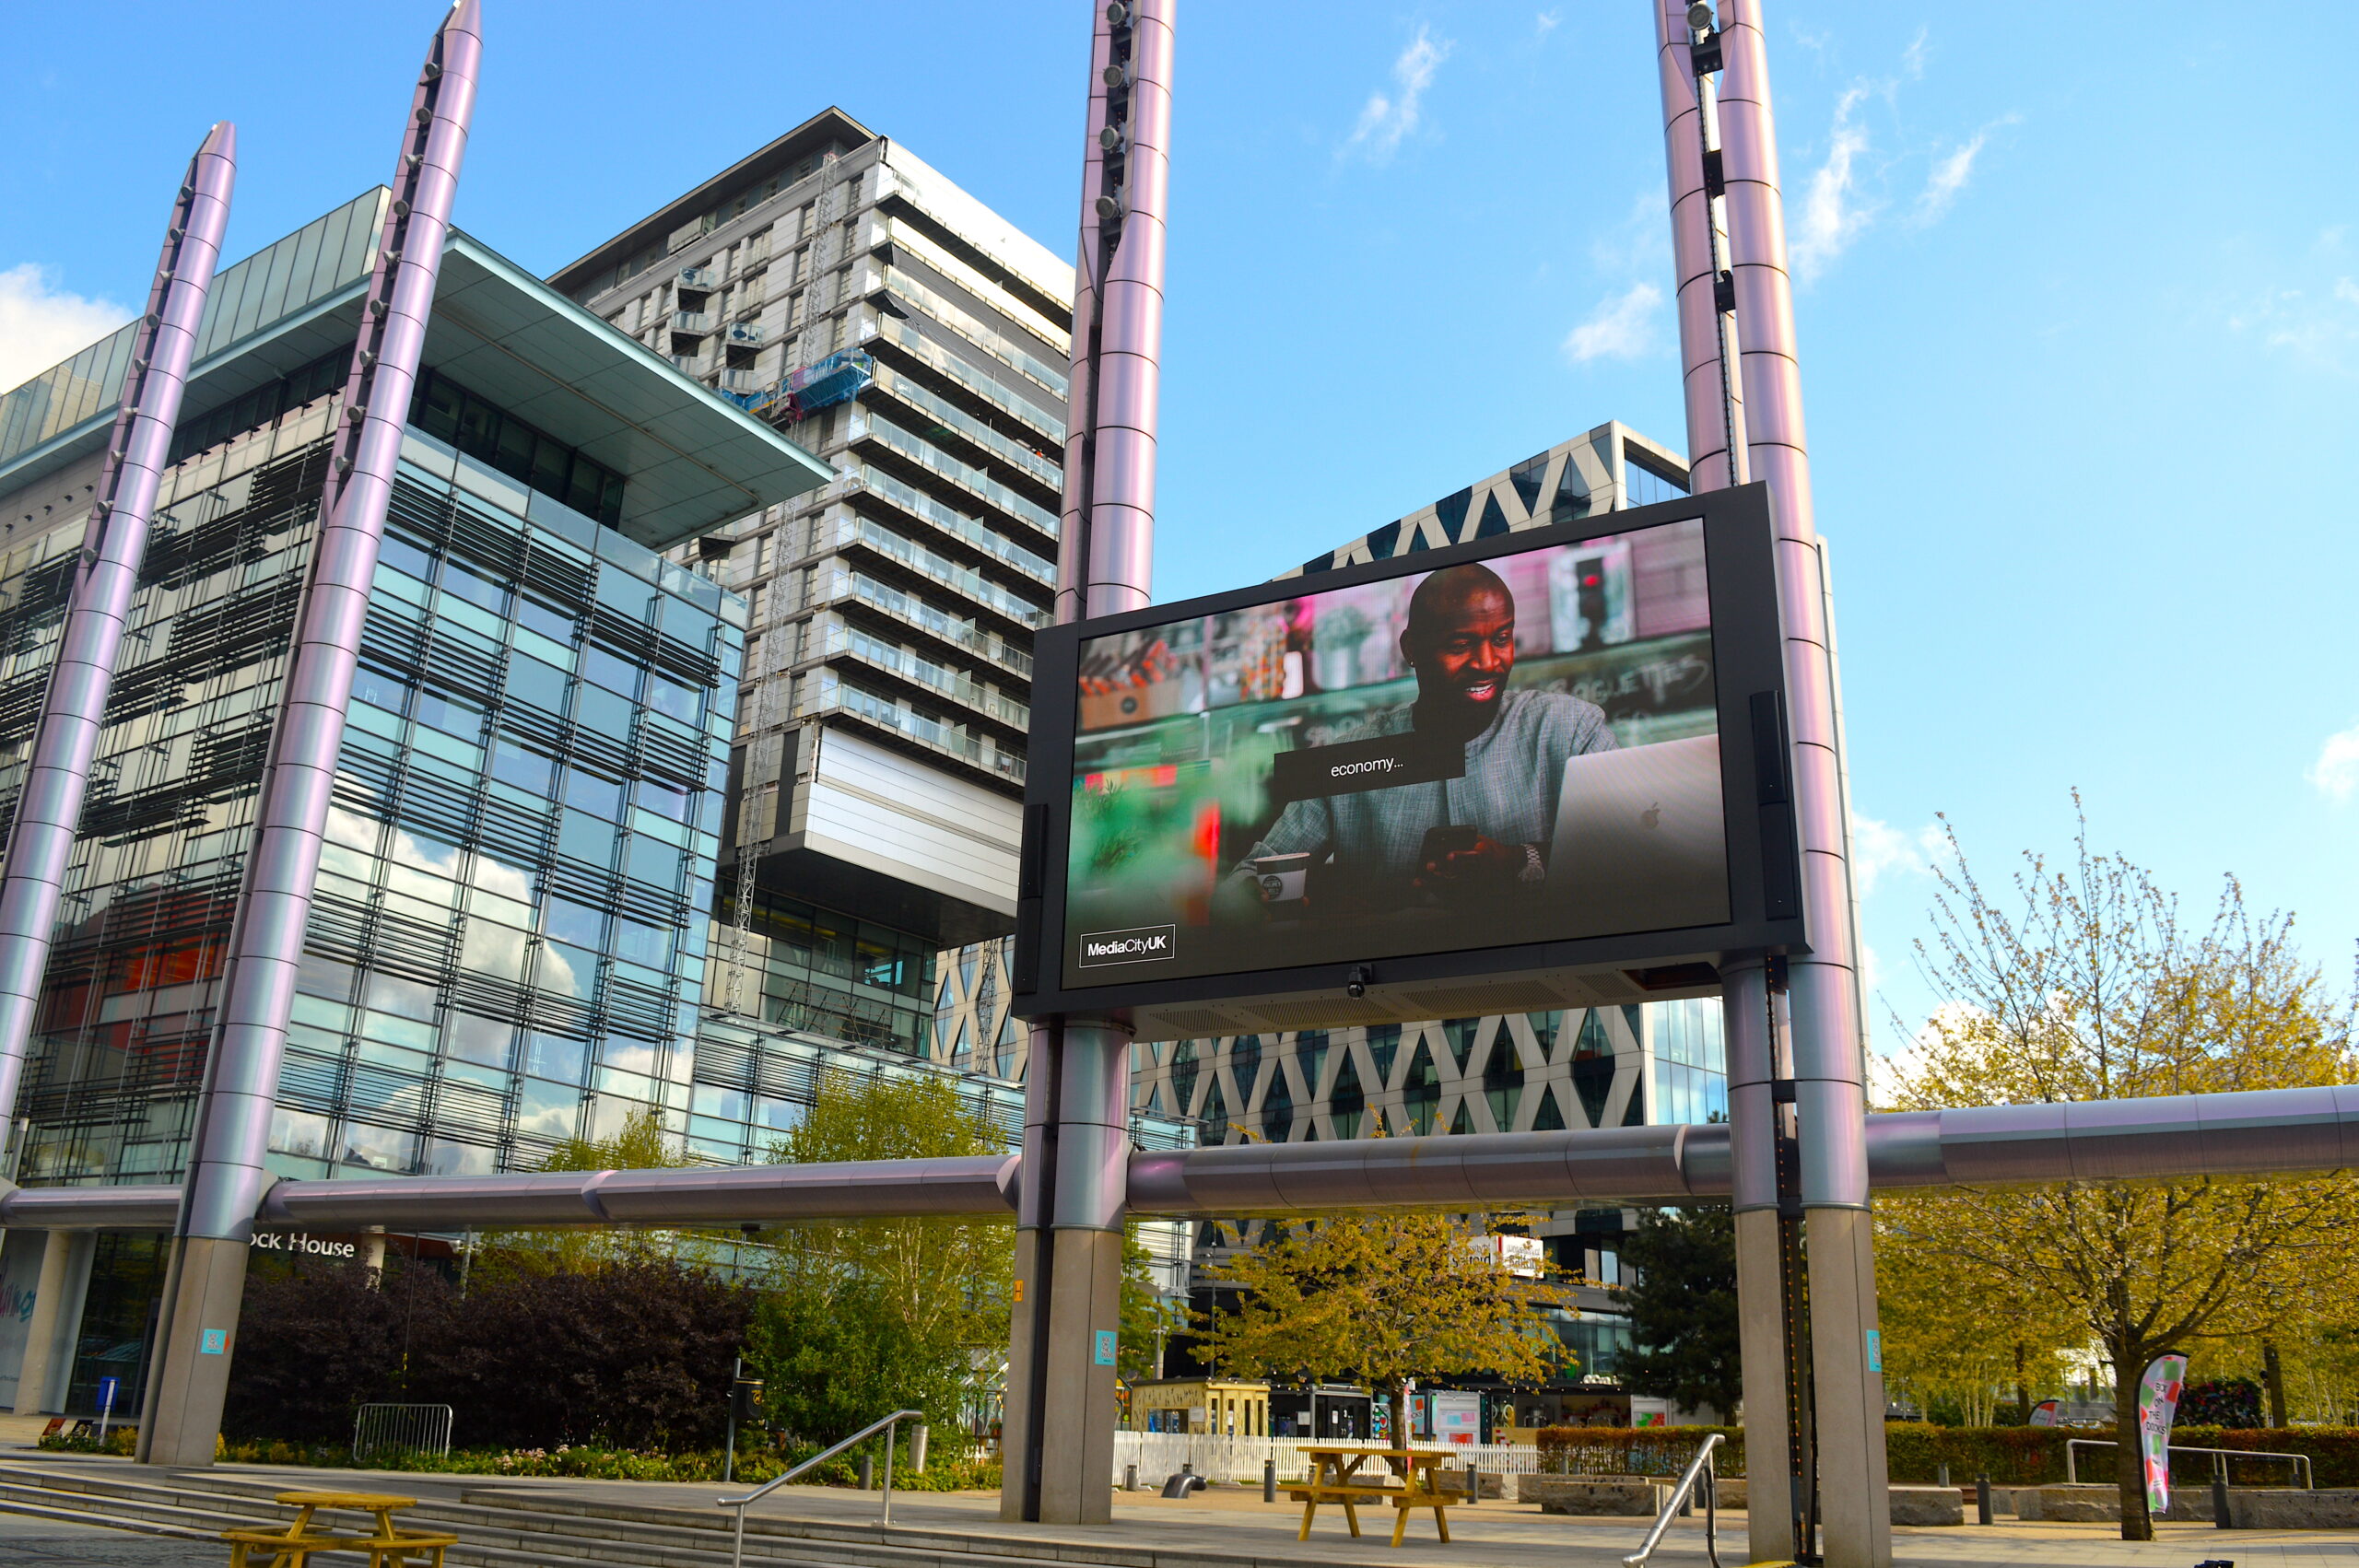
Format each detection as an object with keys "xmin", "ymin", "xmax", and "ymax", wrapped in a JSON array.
[
  {"xmin": 200, "ymin": 1328, "xmax": 227, "ymax": 1355},
  {"xmin": 1094, "ymin": 1330, "xmax": 1118, "ymax": 1367},
  {"xmin": 1865, "ymin": 1328, "xmax": 1883, "ymax": 1373}
]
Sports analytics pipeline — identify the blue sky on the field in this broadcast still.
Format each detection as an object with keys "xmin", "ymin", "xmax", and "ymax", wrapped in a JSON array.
[{"xmin": 5, "ymin": 3, "xmax": 2353, "ymax": 1055}]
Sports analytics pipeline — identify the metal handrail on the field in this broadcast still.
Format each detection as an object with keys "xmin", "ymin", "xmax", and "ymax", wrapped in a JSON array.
[
  {"xmin": 717, "ymin": 1409, "xmax": 925, "ymax": 1568},
  {"xmin": 1623, "ymin": 1431, "xmax": 1722, "ymax": 1568},
  {"xmin": 2064, "ymin": 1437, "xmax": 2311, "ymax": 1490}
]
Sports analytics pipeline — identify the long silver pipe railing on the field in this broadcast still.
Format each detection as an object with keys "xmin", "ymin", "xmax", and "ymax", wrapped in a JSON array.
[
  {"xmin": 2065, "ymin": 1437, "xmax": 2311, "ymax": 1491},
  {"xmin": 1, "ymin": 1084, "xmax": 2352, "ymax": 1234},
  {"xmin": 1625, "ymin": 1430, "xmax": 1723, "ymax": 1568},
  {"xmin": 716, "ymin": 1408, "xmax": 924, "ymax": 1565}
]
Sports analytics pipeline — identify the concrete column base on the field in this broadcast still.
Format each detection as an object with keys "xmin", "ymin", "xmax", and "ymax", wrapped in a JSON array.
[
  {"xmin": 1004, "ymin": 1225, "xmax": 1122, "ymax": 1524},
  {"xmin": 1037, "ymin": 1225, "xmax": 1122, "ymax": 1524},
  {"xmin": 139, "ymin": 1235, "xmax": 250, "ymax": 1467},
  {"xmin": 1000, "ymin": 1228, "xmax": 1046, "ymax": 1523},
  {"xmin": 1732, "ymin": 1206, "xmax": 1795, "ymax": 1565},
  {"xmin": 1808, "ymin": 1205, "xmax": 1892, "ymax": 1568},
  {"xmin": 10, "ymin": 1231, "xmax": 76, "ymax": 1416}
]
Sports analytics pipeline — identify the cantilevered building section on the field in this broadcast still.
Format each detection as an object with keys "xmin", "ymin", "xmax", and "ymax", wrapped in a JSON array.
[{"xmin": 549, "ymin": 109, "xmax": 1067, "ymax": 1057}]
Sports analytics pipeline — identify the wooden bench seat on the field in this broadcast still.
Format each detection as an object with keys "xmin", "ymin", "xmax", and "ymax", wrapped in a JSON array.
[{"xmin": 223, "ymin": 1526, "xmax": 458, "ymax": 1567}]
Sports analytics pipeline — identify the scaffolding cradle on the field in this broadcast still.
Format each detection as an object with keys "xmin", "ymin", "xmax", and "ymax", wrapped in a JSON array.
[{"xmin": 723, "ymin": 350, "xmax": 874, "ymax": 421}]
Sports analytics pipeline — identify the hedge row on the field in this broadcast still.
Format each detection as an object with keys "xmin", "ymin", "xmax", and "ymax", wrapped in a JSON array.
[{"xmin": 1532, "ymin": 1425, "xmax": 2359, "ymax": 1486}]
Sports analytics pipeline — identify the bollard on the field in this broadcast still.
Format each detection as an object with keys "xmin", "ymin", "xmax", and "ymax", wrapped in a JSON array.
[
  {"xmin": 1125, "ymin": 1463, "xmax": 1139, "ymax": 1492},
  {"xmin": 858, "ymin": 1455, "xmax": 874, "ymax": 1491},
  {"xmin": 910, "ymin": 1425, "xmax": 928, "ymax": 1474},
  {"xmin": 1975, "ymin": 1473, "xmax": 1992, "ymax": 1526},
  {"xmin": 2213, "ymin": 1474, "xmax": 2232, "ymax": 1529},
  {"xmin": 1938, "ymin": 1463, "xmax": 1951, "ymax": 1489},
  {"xmin": 1465, "ymin": 1465, "xmax": 1479, "ymax": 1507},
  {"xmin": 1262, "ymin": 1459, "xmax": 1276, "ymax": 1502}
]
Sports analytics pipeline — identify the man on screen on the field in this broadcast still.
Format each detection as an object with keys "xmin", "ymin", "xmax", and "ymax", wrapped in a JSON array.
[{"xmin": 1226, "ymin": 560, "xmax": 1616, "ymax": 913}]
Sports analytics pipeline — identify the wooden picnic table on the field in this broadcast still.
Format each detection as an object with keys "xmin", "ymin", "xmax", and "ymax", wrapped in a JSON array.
[
  {"xmin": 221, "ymin": 1490, "xmax": 456, "ymax": 1567},
  {"xmin": 1288, "ymin": 1445, "xmax": 1461, "ymax": 1547}
]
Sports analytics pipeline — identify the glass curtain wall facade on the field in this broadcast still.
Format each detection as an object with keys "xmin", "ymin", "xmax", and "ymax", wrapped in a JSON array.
[{"xmin": 3, "ymin": 404, "xmax": 743, "ymax": 1189}]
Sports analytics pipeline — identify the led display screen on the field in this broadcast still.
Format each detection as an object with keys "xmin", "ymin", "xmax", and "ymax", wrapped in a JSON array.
[{"xmin": 1014, "ymin": 488, "xmax": 1802, "ymax": 1029}]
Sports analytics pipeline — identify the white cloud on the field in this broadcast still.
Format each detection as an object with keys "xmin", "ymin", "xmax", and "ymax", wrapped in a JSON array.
[
  {"xmin": 1343, "ymin": 26, "xmax": 1453, "ymax": 163},
  {"xmin": 2238, "ymin": 270, "xmax": 2359, "ymax": 371},
  {"xmin": 1913, "ymin": 114, "xmax": 2019, "ymax": 227},
  {"xmin": 1534, "ymin": 10, "xmax": 1561, "ymax": 41},
  {"xmin": 0, "ymin": 263, "xmax": 134, "ymax": 394},
  {"xmin": 1562, "ymin": 281, "xmax": 1663, "ymax": 363},
  {"xmin": 1916, "ymin": 133, "xmax": 1986, "ymax": 223},
  {"xmin": 1849, "ymin": 813, "xmax": 1944, "ymax": 896},
  {"xmin": 1900, "ymin": 24, "xmax": 1930, "ymax": 78},
  {"xmin": 2308, "ymin": 720, "xmax": 2359, "ymax": 802},
  {"xmin": 1791, "ymin": 86, "xmax": 1873, "ymax": 279}
]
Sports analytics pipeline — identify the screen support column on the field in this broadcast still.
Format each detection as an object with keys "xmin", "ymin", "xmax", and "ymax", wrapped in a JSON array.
[
  {"xmin": 1003, "ymin": 1014, "xmax": 1133, "ymax": 1523},
  {"xmin": 1003, "ymin": 0, "xmax": 1172, "ymax": 1524},
  {"xmin": 1718, "ymin": 3, "xmax": 1888, "ymax": 1563},
  {"xmin": 1659, "ymin": 5, "xmax": 1805, "ymax": 1559}
]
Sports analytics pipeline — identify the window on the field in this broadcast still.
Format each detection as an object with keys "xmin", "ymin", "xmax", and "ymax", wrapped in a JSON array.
[
  {"xmin": 1625, "ymin": 459, "xmax": 1690, "ymax": 509},
  {"xmin": 408, "ymin": 368, "xmax": 626, "ymax": 526}
]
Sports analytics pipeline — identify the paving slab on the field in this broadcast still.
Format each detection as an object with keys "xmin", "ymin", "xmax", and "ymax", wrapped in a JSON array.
[
  {"xmin": 12, "ymin": 1455, "xmax": 2359, "ymax": 1568},
  {"xmin": 0, "ymin": 1505, "xmax": 217, "ymax": 1566},
  {"xmin": 154, "ymin": 1460, "xmax": 2359, "ymax": 1568}
]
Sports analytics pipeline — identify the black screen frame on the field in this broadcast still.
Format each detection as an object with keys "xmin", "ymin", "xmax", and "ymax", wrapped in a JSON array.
[{"xmin": 1011, "ymin": 483, "xmax": 1805, "ymax": 1023}]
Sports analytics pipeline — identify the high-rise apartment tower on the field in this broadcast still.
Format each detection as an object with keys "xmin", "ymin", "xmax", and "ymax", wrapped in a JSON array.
[{"xmin": 549, "ymin": 110, "xmax": 1068, "ymax": 1059}]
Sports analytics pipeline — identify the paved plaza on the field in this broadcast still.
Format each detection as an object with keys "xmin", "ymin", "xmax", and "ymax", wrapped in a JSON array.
[{"xmin": 4, "ymin": 1443, "xmax": 2355, "ymax": 1568}]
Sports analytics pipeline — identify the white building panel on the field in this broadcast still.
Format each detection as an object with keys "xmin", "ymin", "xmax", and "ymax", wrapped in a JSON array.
[{"xmin": 800, "ymin": 727, "xmax": 1020, "ymax": 918}]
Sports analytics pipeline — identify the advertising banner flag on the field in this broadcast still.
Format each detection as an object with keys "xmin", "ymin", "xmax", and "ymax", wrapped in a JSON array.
[{"xmin": 2136, "ymin": 1353, "xmax": 2189, "ymax": 1514}]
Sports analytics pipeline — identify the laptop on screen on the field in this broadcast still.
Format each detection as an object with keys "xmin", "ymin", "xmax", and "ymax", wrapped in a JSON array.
[{"xmin": 1544, "ymin": 732, "xmax": 1730, "ymax": 939}]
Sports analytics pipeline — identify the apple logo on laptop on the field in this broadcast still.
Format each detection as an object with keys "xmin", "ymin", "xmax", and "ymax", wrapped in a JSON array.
[{"xmin": 1640, "ymin": 802, "xmax": 1661, "ymax": 830}]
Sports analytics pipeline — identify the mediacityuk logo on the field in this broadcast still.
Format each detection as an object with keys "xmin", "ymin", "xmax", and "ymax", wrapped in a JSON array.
[{"xmin": 1077, "ymin": 923, "xmax": 1177, "ymax": 968}]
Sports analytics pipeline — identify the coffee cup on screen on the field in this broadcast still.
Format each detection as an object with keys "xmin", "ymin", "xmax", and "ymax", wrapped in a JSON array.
[{"xmin": 1250, "ymin": 851, "xmax": 1311, "ymax": 907}]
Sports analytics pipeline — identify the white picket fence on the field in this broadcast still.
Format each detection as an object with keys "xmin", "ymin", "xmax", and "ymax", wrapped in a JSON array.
[{"xmin": 1111, "ymin": 1431, "xmax": 1540, "ymax": 1487}]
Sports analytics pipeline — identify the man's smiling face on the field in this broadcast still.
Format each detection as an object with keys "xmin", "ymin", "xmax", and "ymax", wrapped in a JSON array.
[{"xmin": 1403, "ymin": 567, "xmax": 1518, "ymax": 725}]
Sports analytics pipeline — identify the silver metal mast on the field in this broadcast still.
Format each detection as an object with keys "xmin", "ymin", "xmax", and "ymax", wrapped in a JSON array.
[
  {"xmin": 0, "ymin": 123, "xmax": 238, "ymax": 1159},
  {"xmin": 139, "ymin": 0, "xmax": 483, "ymax": 1469}
]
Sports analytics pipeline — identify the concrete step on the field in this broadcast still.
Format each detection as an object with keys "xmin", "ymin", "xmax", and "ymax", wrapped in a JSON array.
[
  {"xmin": 0, "ymin": 1474, "xmax": 648, "ymax": 1568},
  {"xmin": 0, "ymin": 1492, "xmax": 221, "ymax": 1542},
  {"xmin": 0, "ymin": 1462, "xmax": 935, "ymax": 1568}
]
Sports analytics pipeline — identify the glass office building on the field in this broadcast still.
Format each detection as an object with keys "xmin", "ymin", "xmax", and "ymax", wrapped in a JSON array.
[{"xmin": 0, "ymin": 190, "xmax": 835, "ymax": 1413}]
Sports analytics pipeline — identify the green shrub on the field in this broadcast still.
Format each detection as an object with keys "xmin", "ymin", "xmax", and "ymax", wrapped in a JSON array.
[
  {"xmin": 1531, "ymin": 1423, "xmax": 2359, "ymax": 1488},
  {"xmin": 38, "ymin": 1428, "xmax": 135, "ymax": 1457},
  {"xmin": 1532, "ymin": 1426, "xmax": 1746, "ymax": 1478},
  {"xmin": 212, "ymin": 1435, "xmax": 1000, "ymax": 1491}
]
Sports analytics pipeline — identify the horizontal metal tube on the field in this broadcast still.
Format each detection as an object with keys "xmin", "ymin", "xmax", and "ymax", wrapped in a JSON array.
[{"xmin": 3, "ymin": 1086, "xmax": 2349, "ymax": 1231}]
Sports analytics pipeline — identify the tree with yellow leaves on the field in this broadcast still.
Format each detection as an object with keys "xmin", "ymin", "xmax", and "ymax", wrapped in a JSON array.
[
  {"xmin": 1879, "ymin": 805, "xmax": 2354, "ymax": 1539},
  {"xmin": 1192, "ymin": 1211, "xmax": 1569, "ymax": 1443}
]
